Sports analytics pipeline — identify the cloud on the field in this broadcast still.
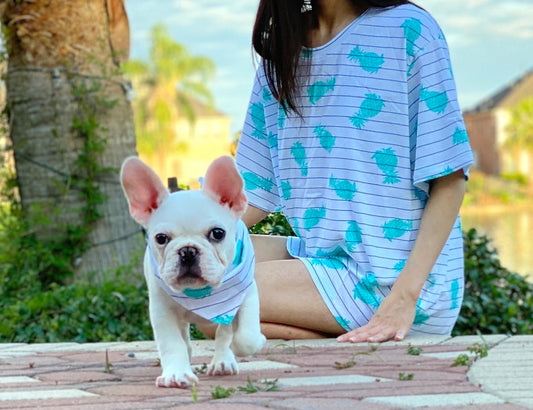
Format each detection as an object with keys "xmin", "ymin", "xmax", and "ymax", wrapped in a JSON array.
[{"xmin": 423, "ymin": 0, "xmax": 533, "ymax": 44}]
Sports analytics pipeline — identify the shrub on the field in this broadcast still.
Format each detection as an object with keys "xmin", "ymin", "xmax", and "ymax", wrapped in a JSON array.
[
  {"xmin": 454, "ymin": 228, "xmax": 533, "ymax": 335},
  {"xmin": 0, "ymin": 276, "xmax": 152, "ymax": 343}
]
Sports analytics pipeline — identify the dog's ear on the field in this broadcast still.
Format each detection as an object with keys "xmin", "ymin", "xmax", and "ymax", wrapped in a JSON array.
[
  {"xmin": 120, "ymin": 157, "xmax": 169, "ymax": 227},
  {"xmin": 203, "ymin": 156, "xmax": 247, "ymax": 218}
]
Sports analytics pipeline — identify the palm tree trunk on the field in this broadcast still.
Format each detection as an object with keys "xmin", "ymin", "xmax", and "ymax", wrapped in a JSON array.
[{"xmin": 2, "ymin": 0, "xmax": 144, "ymax": 280}]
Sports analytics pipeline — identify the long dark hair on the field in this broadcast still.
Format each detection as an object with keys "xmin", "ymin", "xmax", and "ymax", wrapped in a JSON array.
[{"xmin": 252, "ymin": 0, "xmax": 411, "ymax": 115}]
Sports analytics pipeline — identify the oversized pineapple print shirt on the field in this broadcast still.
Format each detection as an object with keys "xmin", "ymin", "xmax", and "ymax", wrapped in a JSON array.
[{"xmin": 236, "ymin": 5, "xmax": 474, "ymax": 334}]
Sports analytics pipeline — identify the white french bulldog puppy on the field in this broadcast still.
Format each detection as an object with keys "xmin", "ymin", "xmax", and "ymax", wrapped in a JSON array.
[{"xmin": 120, "ymin": 156, "xmax": 265, "ymax": 388}]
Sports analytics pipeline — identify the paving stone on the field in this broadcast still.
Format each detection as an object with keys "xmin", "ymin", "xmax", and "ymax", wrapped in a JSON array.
[
  {"xmin": 276, "ymin": 374, "xmax": 392, "ymax": 388},
  {"xmin": 363, "ymin": 392, "xmax": 506, "ymax": 407},
  {"xmin": 0, "ymin": 376, "xmax": 40, "ymax": 384},
  {"xmin": 440, "ymin": 334, "xmax": 508, "ymax": 346},
  {"xmin": 0, "ymin": 388, "xmax": 97, "ymax": 402},
  {"xmin": 270, "ymin": 397, "xmax": 382, "ymax": 409}
]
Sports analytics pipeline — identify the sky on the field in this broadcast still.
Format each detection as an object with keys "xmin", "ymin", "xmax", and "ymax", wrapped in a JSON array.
[{"xmin": 125, "ymin": 0, "xmax": 533, "ymax": 135}]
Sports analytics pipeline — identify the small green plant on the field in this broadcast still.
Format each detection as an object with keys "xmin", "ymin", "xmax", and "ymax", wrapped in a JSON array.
[
  {"xmin": 333, "ymin": 351, "xmax": 371, "ymax": 369},
  {"xmin": 453, "ymin": 353, "xmax": 471, "ymax": 367},
  {"xmin": 272, "ymin": 340, "xmax": 311, "ymax": 354},
  {"xmin": 407, "ymin": 344, "xmax": 422, "ymax": 356},
  {"xmin": 211, "ymin": 385, "xmax": 236, "ymax": 400},
  {"xmin": 103, "ymin": 349, "xmax": 113, "ymax": 374},
  {"xmin": 398, "ymin": 372, "xmax": 414, "ymax": 381},
  {"xmin": 193, "ymin": 363, "xmax": 208, "ymax": 375},
  {"xmin": 453, "ymin": 339, "xmax": 489, "ymax": 367},
  {"xmin": 191, "ymin": 383, "xmax": 198, "ymax": 403},
  {"xmin": 238, "ymin": 377, "xmax": 279, "ymax": 393},
  {"xmin": 468, "ymin": 341, "xmax": 488, "ymax": 359}
]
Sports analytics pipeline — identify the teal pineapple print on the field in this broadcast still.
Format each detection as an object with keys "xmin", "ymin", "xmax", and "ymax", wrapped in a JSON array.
[
  {"xmin": 303, "ymin": 206, "xmax": 326, "ymax": 231},
  {"xmin": 308, "ymin": 77, "xmax": 336, "ymax": 105},
  {"xmin": 382, "ymin": 218, "xmax": 413, "ymax": 242},
  {"xmin": 350, "ymin": 93, "xmax": 385, "ymax": 129},
  {"xmin": 393, "ymin": 260, "xmax": 406, "ymax": 272},
  {"xmin": 335, "ymin": 316, "xmax": 351, "ymax": 330},
  {"xmin": 262, "ymin": 86, "xmax": 273, "ymax": 102},
  {"xmin": 420, "ymin": 85, "xmax": 448, "ymax": 114},
  {"xmin": 316, "ymin": 247, "xmax": 347, "ymax": 258},
  {"xmin": 402, "ymin": 18, "xmax": 422, "ymax": 75},
  {"xmin": 212, "ymin": 315, "xmax": 235, "ymax": 325},
  {"xmin": 353, "ymin": 273, "xmax": 382, "ymax": 309},
  {"xmin": 310, "ymin": 257, "xmax": 345, "ymax": 269},
  {"xmin": 453, "ymin": 128, "xmax": 468, "ymax": 145},
  {"xmin": 241, "ymin": 172, "xmax": 274, "ymax": 192},
  {"xmin": 314, "ymin": 125, "xmax": 336, "ymax": 152},
  {"xmin": 291, "ymin": 141, "xmax": 309, "ymax": 176},
  {"xmin": 345, "ymin": 220, "xmax": 363, "ymax": 252},
  {"xmin": 268, "ymin": 132, "xmax": 278, "ymax": 149},
  {"xmin": 402, "ymin": 18, "xmax": 422, "ymax": 58},
  {"xmin": 249, "ymin": 102, "xmax": 266, "ymax": 139},
  {"xmin": 372, "ymin": 147, "xmax": 400, "ymax": 184},
  {"xmin": 291, "ymin": 217, "xmax": 302, "ymax": 238},
  {"xmin": 278, "ymin": 105, "xmax": 287, "ymax": 128},
  {"xmin": 413, "ymin": 306, "xmax": 430, "ymax": 326},
  {"xmin": 281, "ymin": 180, "xmax": 292, "ymax": 200},
  {"xmin": 348, "ymin": 45, "xmax": 384, "ymax": 73},
  {"xmin": 450, "ymin": 278, "xmax": 460, "ymax": 309},
  {"xmin": 330, "ymin": 176, "xmax": 357, "ymax": 201}
]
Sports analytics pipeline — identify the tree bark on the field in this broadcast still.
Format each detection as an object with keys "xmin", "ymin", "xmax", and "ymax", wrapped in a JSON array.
[{"xmin": 2, "ymin": 0, "xmax": 144, "ymax": 280}]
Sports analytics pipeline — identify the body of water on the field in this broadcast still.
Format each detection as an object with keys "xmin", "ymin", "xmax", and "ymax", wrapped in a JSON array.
[{"xmin": 461, "ymin": 207, "xmax": 533, "ymax": 280}]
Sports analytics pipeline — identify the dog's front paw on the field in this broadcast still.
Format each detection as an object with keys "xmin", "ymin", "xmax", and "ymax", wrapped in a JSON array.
[
  {"xmin": 208, "ymin": 349, "xmax": 238, "ymax": 376},
  {"xmin": 232, "ymin": 331, "xmax": 266, "ymax": 357},
  {"xmin": 156, "ymin": 367, "xmax": 199, "ymax": 388}
]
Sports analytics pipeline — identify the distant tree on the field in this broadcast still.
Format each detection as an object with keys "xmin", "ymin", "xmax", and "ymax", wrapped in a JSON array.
[
  {"xmin": 123, "ymin": 24, "xmax": 215, "ymax": 166},
  {"xmin": 506, "ymin": 97, "xmax": 533, "ymax": 148}
]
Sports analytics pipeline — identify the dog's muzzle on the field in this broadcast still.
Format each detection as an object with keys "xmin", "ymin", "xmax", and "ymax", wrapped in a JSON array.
[
  {"xmin": 176, "ymin": 246, "xmax": 204, "ymax": 285},
  {"xmin": 179, "ymin": 246, "xmax": 199, "ymax": 267}
]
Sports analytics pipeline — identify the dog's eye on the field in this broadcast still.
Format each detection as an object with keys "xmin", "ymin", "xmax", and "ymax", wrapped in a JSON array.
[
  {"xmin": 154, "ymin": 233, "xmax": 169, "ymax": 246},
  {"xmin": 209, "ymin": 228, "xmax": 226, "ymax": 242}
]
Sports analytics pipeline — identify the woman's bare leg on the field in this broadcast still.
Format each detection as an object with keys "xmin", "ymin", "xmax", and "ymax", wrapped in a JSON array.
[
  {"xmin": 255, "ymin": 257, "xmax": 345, "ymax": 338},
  {"xmin": 260, "ymin": 323, "xmax": 333, "ymax": 339}
]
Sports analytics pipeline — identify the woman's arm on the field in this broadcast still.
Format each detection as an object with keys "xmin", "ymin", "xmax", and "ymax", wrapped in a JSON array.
[
  {"xmin": 338, "ymin": 169, "xmax": 467, "ymax": 343},
  {"xmin": 242, "ymin": 204, "xmax": 269, "ymax": 228}
]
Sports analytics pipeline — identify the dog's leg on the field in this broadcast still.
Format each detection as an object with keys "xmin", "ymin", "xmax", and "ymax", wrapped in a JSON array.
[
  {"xmin": 149, "ymin": 283, "xmax": 199, "ymax": 388},
  {"xmin": 231, "ymin": 280, "xmax": 266, "ymax": 356},
  {"xmin": 208, "ymin": 324, "xmax": 238, "ymax": 376}
]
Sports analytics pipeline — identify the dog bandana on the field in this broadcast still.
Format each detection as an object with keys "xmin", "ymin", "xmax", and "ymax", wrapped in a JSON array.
[{"xmin": 149, "ymin": 219, "xmax": 255, "ymax": 325}]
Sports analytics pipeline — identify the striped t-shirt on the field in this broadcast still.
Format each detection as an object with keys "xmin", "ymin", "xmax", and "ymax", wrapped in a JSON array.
[{"xmin": 236, "ymin": 4, "xmax": 473, "ymax": 328}]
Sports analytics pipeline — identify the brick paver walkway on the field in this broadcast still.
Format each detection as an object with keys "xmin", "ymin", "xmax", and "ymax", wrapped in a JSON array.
[{"xmin": 1, "ymin": 335, "xmax": 532, "ymax": 409}]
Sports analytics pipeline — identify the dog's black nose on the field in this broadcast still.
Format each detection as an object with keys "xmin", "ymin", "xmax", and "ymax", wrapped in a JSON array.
[{"xmin": 178, "ymin": 246, "xmax": 199, "ymax": 266}]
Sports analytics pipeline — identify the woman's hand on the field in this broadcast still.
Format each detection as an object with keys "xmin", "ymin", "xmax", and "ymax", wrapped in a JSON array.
[{"xmin": 336, "ymin": 288, "xmax": 417, "ymax": 343}]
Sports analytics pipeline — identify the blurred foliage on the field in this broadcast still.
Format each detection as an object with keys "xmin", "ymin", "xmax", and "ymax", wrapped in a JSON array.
[
  {"xmin": 249, "ymin": 211, "xmax": 295, "ymax": 236},
  {"xmin": 463, "ymin": 170, "xmax": 530, "ymax": 207},
  {"xmin": 453, "ymin": 228, "xmax": 533, "ymax": 335},
  {"xmin": 122, "ymin": 24, "xmax": 215, "ymax": 159}
]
